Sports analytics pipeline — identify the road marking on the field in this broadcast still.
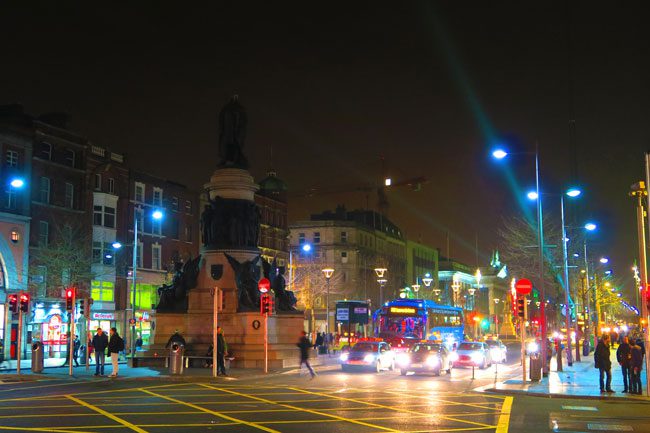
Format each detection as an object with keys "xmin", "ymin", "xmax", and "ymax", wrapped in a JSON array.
[
  {"xmin": 288, "ymin": 387, "xmax": 496, "ymax": 429},
  {"xmin": 139, "ymin": 388, "xmax": 281, "ymax": 433},
  {"xmin": 495, "ymin": 396, "xmax": 512, "ymax": 433},
  {"xmin": 202, "ymin": 384, "xmax": 400, "ymax": 432},
  {"xmin": 0, "ymin": 426, "xmax": 98, "ymax": 433},
  {"xmin": 562, "ymin": 405, "xmax": 598, "ymax": 411},
  {"xmin": 587, "ymin": 424, "xmax": 633, "ymax": 431},
  {"xmin": 65, "ymin": 395, "xmax": 148, "ymax": 433}
]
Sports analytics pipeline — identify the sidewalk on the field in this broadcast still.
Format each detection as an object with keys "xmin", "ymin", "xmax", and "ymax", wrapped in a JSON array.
[
  {"xmin": 0, "ymin": 354, "xmax": 341, "ymax": 383},
  {"xmin": 486, "ymin": 348, "xmax": 649, "ymax": 400}
]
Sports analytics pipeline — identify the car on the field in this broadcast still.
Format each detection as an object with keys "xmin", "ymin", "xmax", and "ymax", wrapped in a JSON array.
[
  {"xmin": 340, "ymin": 341, "xmax": 395, "ymax": 372},
  {"xmin": 453, "ymin": 341, "xmax": 492, "ymax": 369},
  {"xmin": 396, "ymin": 342, "xmax": 453, "ymax": 376},
  {"xmin": 485, "ymin": 339, "xmax": 507, "ymax": 363}
]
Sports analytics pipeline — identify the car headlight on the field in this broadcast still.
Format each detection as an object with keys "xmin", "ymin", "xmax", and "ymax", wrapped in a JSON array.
[
  {"xmin": 396, "ymin": 353, "xmax": 411, "ymax": 366},
  {"xmin": 364, "ymin": 354, "xmax": 375, "ymax": 363},
  {"xmin": 470, "ymin": 352, "xmax": 483, "ymax": 363},
  {"xmin": 340, "ymin": 353, "xmax": 349, "ymax": 362},
  {"xmin": 426, "ymin": 355, "xmax": 440, "ymax": 367},
  {"xmin": 448, "ymin": 352, "xmax": 459, "ymax": 362},
  {"xmin": 527, "ymin": 342, "xmax": 539, "ymax": 353}
]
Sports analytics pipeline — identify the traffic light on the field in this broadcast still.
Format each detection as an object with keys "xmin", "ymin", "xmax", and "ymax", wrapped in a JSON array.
[
  {"xmin": 260, "ymin": 294, "xmax": 273, "ymax": 315},
  {"xmin": 65, "ymin": 288, "xmax": 74, "ymax": 311},
  {"xmin": 8, "ymin": 294, "xmax": 18, "ymax": 313},
  {"xmin": 19, "ymin": 293, "xmax": 29, "ymax": 313},
  {"xmin": 79, "ymin": 298, "xmax": 93, "ymax": 318},
  {"xmin": 517, "ymin": 297, "xmax": 526, "ymax": 318}
]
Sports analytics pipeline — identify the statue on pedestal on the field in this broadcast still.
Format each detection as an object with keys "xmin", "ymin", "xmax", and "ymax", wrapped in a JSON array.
[
  {"xmin": 262, "ymin": 258, "xmax": 298, "ymax": 312},
  {"xmin": 156, "ymin": 255, "xmax": 202, "ymax": 313},
  {"xmin": 201, "ymin": 197, "xmax": 260, "ymax": 249},
  {"xmin": 218, "ymin": 95, "xmax": 248, "ymax": 169},
  {"xmin": 225, "ymin": 253, "xmax": 261, "ymax": 311}
]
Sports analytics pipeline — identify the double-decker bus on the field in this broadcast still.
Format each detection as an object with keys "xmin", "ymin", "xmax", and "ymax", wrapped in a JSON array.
[{"xmin": 373, "ymin": 299, "xmax": 464, "ymax": 351}]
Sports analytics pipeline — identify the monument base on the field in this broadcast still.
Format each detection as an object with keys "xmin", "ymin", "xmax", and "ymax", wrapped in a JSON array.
[{"xmin": 148, "ymin": 248, "xmax": 305, "ymax": 369}]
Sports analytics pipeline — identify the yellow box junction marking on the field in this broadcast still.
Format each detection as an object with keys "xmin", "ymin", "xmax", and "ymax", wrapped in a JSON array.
[
  {"xmin": 496, "ymin": 396, "xmax": 513, "ymax": 433},
  {"xmin": 65, "ymin": 395, "xmax": 148, "ymax": 433}
]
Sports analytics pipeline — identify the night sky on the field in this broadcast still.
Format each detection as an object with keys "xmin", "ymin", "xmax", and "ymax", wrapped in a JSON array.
[{"xmin": 2, "ymin": 2, "xmax": 649, "ymax": 296}]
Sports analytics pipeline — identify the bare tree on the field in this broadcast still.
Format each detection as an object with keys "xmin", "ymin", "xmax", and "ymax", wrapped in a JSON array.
[{"xmin": 29, "ymin": 221, "xmax": 94, "ymax": 298}]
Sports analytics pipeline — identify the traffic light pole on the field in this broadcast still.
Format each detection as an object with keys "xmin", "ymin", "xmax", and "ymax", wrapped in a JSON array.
[
  {"xmin": 520, "ymin": 295, "xmax": 527, "ymax": 383},
  {"xmin": 69, "ymin": 289, "xmax": 76, "ymax": 376},
  {"xmin": 16, "ymin": 291, "xmax": 23, "ymax": 375},
  {"xmin": 643, "ymin": 153, "xmax": 650, "ymax": 396},
  {"xmin": 211, "ymin": 287, "xmax": 219, "ymax": 378}
]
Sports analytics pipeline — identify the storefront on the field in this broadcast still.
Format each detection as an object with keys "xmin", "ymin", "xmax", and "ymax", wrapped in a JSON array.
[
  {"xmin": 134, "ymin": 310, "xmax": 154, "ymax": 347},
  {"xmin": 30, "ymin": 302, "xmax": 74, "ymax": 359}
]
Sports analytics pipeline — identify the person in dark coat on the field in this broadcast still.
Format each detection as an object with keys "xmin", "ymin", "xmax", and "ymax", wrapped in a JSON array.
[
  {"xmin": 217, "ymin": 327, "xmax": 228, "ymax": 376},
  {"xmin": 630, "ymin": 339, "xmax": 644, "ymax": 394},
  {"xmin": 616, "ymin": 336, "xmax": 632, "ymax": 392},
  {"xmin": 107, "ymin": 327, "xmax": 124, "ymax": 377},
  {"xmin": 91, "ymin": 328, "xmax": 109, "ymax": 376},
  {"xmin": 595, "ymin": 334, "xmax": 614, "ymax": 393},
  {"xmin": 165, "ymin": 330, "xmax": 186, "ymax": 349},
  {"xmin": 315, "ymin": 333, "xmax": 324, "ymax": 350},
  {"xmin": 297, "ymin": 331, "xmax": 316, "ymax": 378},
  {"xmin": 72, "ymin": 336, "xmax": 80, "ymax": 367}
]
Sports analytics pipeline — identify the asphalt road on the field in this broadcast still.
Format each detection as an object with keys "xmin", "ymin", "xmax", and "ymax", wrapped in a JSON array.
[{"xmin": 0, "ymin": 356, "xmax": 648, "ymax": 433}]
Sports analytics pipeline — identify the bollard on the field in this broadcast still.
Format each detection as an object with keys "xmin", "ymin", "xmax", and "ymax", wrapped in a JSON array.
[
  {"xmin": 31, "ymin": 342, "xmax": 44, "ymax": 374},
  {"xmin": 169, "ymin": 343, "xmax": 184, "ymax": 375}
]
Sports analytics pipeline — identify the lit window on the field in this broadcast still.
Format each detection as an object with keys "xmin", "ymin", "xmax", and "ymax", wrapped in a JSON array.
[
  {"xmin": 10, "ymin": 230, "xmax": 19, "ymax": 243},
  {"xmin": 5, "ymin": 150, "xmax": 18, "ymax": 167}
]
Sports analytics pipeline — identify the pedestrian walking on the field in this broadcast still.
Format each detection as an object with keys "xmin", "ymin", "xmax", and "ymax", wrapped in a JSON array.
[
  {"xmin": 297, "ymin": 331, "xmax": 316, "ymax": 379},
  {"xmin": 217, "ymin": 326, "xmax": 228, "ymax": 376},
  {"xmin": 91, "ymin": 328, "xmax": 108, "ymax": 376},
  {"xmin": 595, "ymin": 334, "xmax": 614, "ymax": 393},
  {"xmin": 107, "ymin": 328, "xmax": 124, "ymax": 377},
  {"xmin": 631, "ymin": 339, "xmax": 644, "ymax": 395},
  {"xmin": 616, "ymin": 336, "xmax": 632, "ymax": 392},
  {"xmin": 72, "ymin": 335, "xmax": 80, "ymax": 367}
]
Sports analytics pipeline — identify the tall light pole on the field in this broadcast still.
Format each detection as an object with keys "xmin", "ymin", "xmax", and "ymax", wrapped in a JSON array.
[
  {"xmin": 374, "ymin": 267, "xmax": 387, "ymax": 305},
  {"xmin": 493, "ymin": 147, "xmax": 548, "ymax": 374},
  {"xmin": 322, "ymin": 268, "xmax": 334, "ymax": 335}
]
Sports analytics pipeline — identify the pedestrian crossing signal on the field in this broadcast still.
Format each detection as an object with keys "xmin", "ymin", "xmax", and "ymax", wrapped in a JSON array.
[
  {"xmin": 65, "ymin": 288, "xmax": 74, "ymax": 311},
  {"xmin": 260, "ymin": 294, "xmax": 273, "ymax": 315},
  {"xmin": 19, "ymin": 293, "xmax": 29, "ymax": 313},
  {"xmin": 8, "ymin": 294, "xmax": 18, "ymax": 313},
  {"xmin": 517, "ymin": 297, "xmax": 526, "ymax": 318}
]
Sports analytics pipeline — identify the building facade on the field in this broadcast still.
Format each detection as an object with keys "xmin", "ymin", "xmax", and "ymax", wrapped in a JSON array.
[{"xmin": 405, "ymin": 240, "xmax": 439, "ymax": 299}]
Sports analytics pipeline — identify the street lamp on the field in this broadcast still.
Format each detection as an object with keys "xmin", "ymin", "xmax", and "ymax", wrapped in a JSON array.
[
  {"xmin": 422, "ymin": 273, "xmax": 433, "ymax": 288},
  {"xmin": 451, "ymin": 274, "xmax": 461, "ymax": 307},
  {"xmin": 599, "ymin": 257, "xmax": 609, "ymax": 264},
  {"xmin": 10, "ymin": 178, "xmax": 25, "ymax": 188},
  {"xmin": 374, "ymin": 268, "xmax": 387, "ymax": 305},
  {"xmin": 322, "ymin": 268, "xmax": 334, "ymax": 335},
  {"xmin": 412, "ymin": 283, "xmax": 420, "ymax": 296},
  {"xmin": 493, "ymin": 145, "xmax": 548, "ymax": 375}
]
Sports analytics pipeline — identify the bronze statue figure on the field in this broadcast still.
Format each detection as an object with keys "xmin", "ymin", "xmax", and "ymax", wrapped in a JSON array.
[
  {"xmin": 262, "ymin": 257, "xmax": 298, "ymax": 312},
  {"xmin": 218, "ymin": 95, "xmax": 248, "ymax": 169},
  {"xmin": 225, "ymin": 253, "xmax": 261, "ymax": 311},
  {"xmin": 156, "ymin": 255, "xmax": 202, "ymax": 312},
  {"xmin": 201, "ymin": 196, "xmax": 260, "ymax": 250}
]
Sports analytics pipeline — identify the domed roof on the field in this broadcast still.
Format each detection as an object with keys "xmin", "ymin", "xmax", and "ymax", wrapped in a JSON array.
[{"xmin": 259, "ymin": 170, "xmax": 287, "ymax": 192}]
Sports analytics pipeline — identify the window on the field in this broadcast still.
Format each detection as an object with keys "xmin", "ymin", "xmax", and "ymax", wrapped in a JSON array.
[
  {"xmin": 95, "ymin": 206, "xmax": 116, "ymax": 228},
  {"xmin": 108, "ymin": 178, "xmax": 115, "ymax": 194},
  {"xmin": 298, "ymin": 233, "xmax": 305, "ymax": 245},
  {"xmin": 185, "ymin": 225, "xmax": 193, "ymax": 242},
  {"xmin": 41, "ymin": 142, "xmax": 52, "ymax": 160},
  {"xmin": 5, "ymin": 187, "xmax": 15, "ymax": 209},
  {"xmin": 91, "ymin": 280, "xmax": 115, "ymax": 303},
  {"xmin": 94, "ymin": 174, "xmax": 102, "ymax": 191},
  {"xmin": 64, "ymin": 183, "xmax": 74, "ymax": 208},
  {"xmin": 92, "ymin": 241, "xmax": 102, "ymax": 263},
  {"xmin": 39, "ymin": 221, "xmax": 49, "ymax": 246},
  {"xmin": 65, "ymin": 149, "xmax": 75, "ymax": 167},
  {"xmin": 152, "ymin": 244, "xmax": 161, "ymax": 270},
  {"xmin": 93, "ymin": 206, "xmax": 103, "ymax": 226},
  {"xmin": 6, "ymin": 150, "xmax": 18, "ymax": 167},
  {"xmin": 341, "ymin": 251, "xmax": 348, "ymax": 263},
  {"xmin": 10, "ymin": 230, "xmax": 19, "ymax": 243},
  {"xmin": 135, "ymin": 182, "xmax": 145, "ymax": 203},
  {"xmin": 153, "ymin": 187, "xmax": 163, "ymax": 207},
  {"xmin": 136, "ymin": 208, "xmax": 144, "ymax": 232},
  {"xmin": 172, "ymin": 197, "xmax": 178, "ymax": 211},
  {"xmin": 341, "ymin": 231, "xmax": 348, "ymax": 243},
  {"xmin": 313, "ymin": 232, "xmax": 321, "ymax": 244},
  {"xmin": 185, "ymin": 200, "xmax": 192, "ymax": 213},
  {"xmin": 152, "ymin": 215, "xmax": 162, "ymax": 235},
  {"xmin": 38, "ymin": 177, "xmax": 50, "ymax": 203}
]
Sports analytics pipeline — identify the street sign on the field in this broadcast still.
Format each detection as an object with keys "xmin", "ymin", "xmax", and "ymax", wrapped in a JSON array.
[
  {"xmin": 515, "ymin": 278, "xmax": 533, "ymax": 295},
  {"xmin": 258, "ymin": 278, "xmax": 271, "ymax": 293},
  {"xmin": 336, "ymin": 308, "xmax": 349, "ymax": 321}
]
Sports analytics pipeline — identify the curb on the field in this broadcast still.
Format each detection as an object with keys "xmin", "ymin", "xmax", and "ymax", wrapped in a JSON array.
[{"xmin": 483, "ymin": 387, "xmax": 650, "ymax": 402}]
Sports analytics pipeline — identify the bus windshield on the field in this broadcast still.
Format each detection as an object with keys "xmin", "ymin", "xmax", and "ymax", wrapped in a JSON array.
[{"xmin": 378, "ymin": 315, "xmax": 425, "ymax": 339}]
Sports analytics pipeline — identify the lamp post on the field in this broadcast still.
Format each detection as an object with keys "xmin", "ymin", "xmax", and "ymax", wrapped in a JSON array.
[
  {"xmin": 117, "ymin": 206, "xmax": 164, "ymax": 358},
  {"xmin": 493, "ymin": 146, "xmax": 548, "ymax": 375},
  {"xmin": 322, "ymin": 268, "xmax": 334, "ymax": 335},
  {"xmin": 451, "ymin": 274, "xmax": 461, "ymax": 307},
  {"xmin": 412, "ymin": 283, "xmax": 420, "ymax": 297},
  {"xmin": 374, "ymin": 268, "xmax": 387, "ymax": 305}
]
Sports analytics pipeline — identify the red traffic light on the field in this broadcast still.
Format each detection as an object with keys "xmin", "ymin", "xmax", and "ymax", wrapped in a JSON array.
[
  {"xmin": 258, "ymin": 278, "xmax": 271, "ymax": 294},
  {"xmin": 20, "ymin": 293, "xmax": 29, "ymax": 302},
  {"xmin": 8, "ymin": 294, "xmax": 18, "ymax": 313},
  {"xmin": 66, "ymin": 289, "xmax": 74, "ymax": 298}
]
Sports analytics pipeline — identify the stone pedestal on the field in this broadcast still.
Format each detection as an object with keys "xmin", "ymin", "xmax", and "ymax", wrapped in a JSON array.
[{"xmin": 150, "ymin": 167, "xmax": 304, "ymax": 369}]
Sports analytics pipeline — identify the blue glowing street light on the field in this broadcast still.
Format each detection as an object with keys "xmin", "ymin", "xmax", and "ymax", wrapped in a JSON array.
[
  {"xmin": 302, "ymin": 243, "xmax": 312, "ymax": 253},
  {"xmin": 599, "ymin": 257, "xmax": 609, "ymax": 264},
  {"xmin": 10, "ymin": 178, "xmax": 25, "ymax": 188},
  {"xmin": 584, "ymin": 222, "xmax": 597, "ymax": 231},
  {"xmin": 112, "ymin": 242, "xmax": 122, "ymax": 249},
  {"xmin": 492, "ymin": 149, "xmax": 508, "ymax": 159},
  {"xmin": 566, "ymin": 188, "xmax": 582, "ymax": 198},
  {"xmin": 152, "ymin": 209, "xmax": 164, "ymax": 220}
]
